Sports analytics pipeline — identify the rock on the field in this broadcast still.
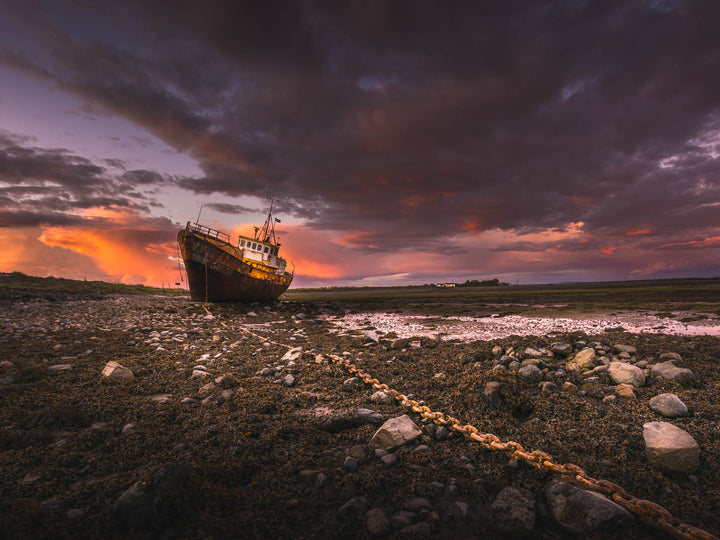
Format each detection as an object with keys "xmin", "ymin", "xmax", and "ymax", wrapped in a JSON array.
[
  {"xmin": 343, "ymin": 456, "xmax": 359, "ymax": 472},
  {"xmin": 337, "ymin": 497, "xmax": 370, "ymax": 518},
  {"xmin": 101, "ymin": 361, "xmax": 134, "ymax": 381},
  {"xmin": 546, "ymin": 481, "xmax": 633, "ymax": 533},
  {"xmin": 199, "ymin": 381, "xmax": 216, "ymax": 395},
  {"xmin": 380, "ymin": 454, "xmax": 398, "ymax": 466},
  {"xmin": 41, "ymin": 497, "xmax": 68, "ymax": 515},
  {"xmin": 492, "ymin": 345, "xmax": 503, "ymax": 356},
  {"xmin": 391, "ymin": 338, "xmax": 410, "ymax": 350},
  {"xmin": 649, "ymin": 393, "xmax": 689, "ymax": 418},
  {"xmin": 47, "ymin": 364, "xmax": 73, "ymax": 372},
  {"xmin": 421, "ymin": 335, "xmax": 440, "ymax": 348},
  {"xmin": 615, "ymin": 384, "xmax": 636, "ymax": 400},
  {"xmin": 483, "ymin": 381, "xmax": 504, "ymax": 402},
  {"xmin": 281, "ymin": 374, "xmax": 295, "ymax": 387},
  {"xmin": 658, "ymin": 352, "xmax": 682, "ymax": 362},
  {"xmin": 568, "ymin": 348, "xmax": 596, "ymax": 371},
  {"xmin": 214, "ymin": 374, "xmax": 239, "ymax": 388},
  {"xmin": 191, "ymin": 369, "xmax": 210, "ymax": 379},
  {"xmin": 490, "ymin": 486, "xmax": 536, "ymax": 535},
  {"xmin": 355, "ymin": 408, "xmax": 383, "ymax": 424},
  {"xmin": 518, "ymin": 364, "xmax": 543, "ymax": 384},
  {"xmin": 651, "ymin": 362, "xmax": 695, "ymax": 385},
  {"xmin": 561, "ymin": 381, "xmax": 578, "ymax": 394},
  {"xmin": 613, "ymin": 344, "xmax": 637, "ymax": 355},
  {"xmin": 369, "ymin": 415, "xmax": 422, "ymax": 451},
  {"xmin": 540, "ymin": 381, "xmax": 557, "ymax": 395},
  {"xmin": 365, "ymin": 508, "xmax": 390, "ymax": 537},
  {"xmin": 608, "ymin": 362, "xmax": 645, "ymax": 387},
  {"xmin": 370, "ymin": 391, "xmax": 395, "ymax": 405},
  {"xmin": 550, "ymin": 342, "xmax": 573, "ymax": 357},
  {"xmin": 643, "ymin": 422, "xmax": 699, "ymax": 473},
  {"xmin": 402, "ymin": 498, "xmax": 432, "ymax": 512},
  {"xmin": 281, "ymin": 347, "xmax": 303, "ymax": 362},
  {"xmin": 363, "ymin": 331, "xmax": 380, "ymax": 344}
]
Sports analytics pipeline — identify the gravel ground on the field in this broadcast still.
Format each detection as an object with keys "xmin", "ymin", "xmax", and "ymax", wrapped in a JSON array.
[{"xmin": 1, "ymin": 291, "xmax": 719, "ymax": 539}]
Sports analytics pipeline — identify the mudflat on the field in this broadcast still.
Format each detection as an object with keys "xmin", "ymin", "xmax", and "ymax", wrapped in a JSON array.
[{"xmin": 1, "ymin": 277, "xmax": 719, "ymax": 538}]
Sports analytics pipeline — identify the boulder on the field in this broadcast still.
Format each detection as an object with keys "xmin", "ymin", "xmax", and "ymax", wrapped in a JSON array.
[
  {"xmin": 643, "ymin": 422, "xmax": 699, "ymax": 473},
  {"xmin": 369, "ymin": 415, "xmax": 422, "ymax": 451},
  {"xmin": 550, "ymin": 342, "xmax": 573, "ymax": 357},
  {"xmin": 608, "ymin": 362, "xmax": 645, "ymax": 388},
  {"xmin": 651, "ymin": 362, "xmax": 695, "ymax": 385},
  {"xmin": 519, "ymin": 364, "xmax": 543, "ymax": 384},
  {"xmin": 546, "ymin": 482, "xmax": 633, "ymax": 533},
  {"xmin": 648, "ymin": 393, "xmax": 689, "ymax": 418},
  {"xmin": 101, "ymin": 361, "xmax": 134, "ymax": 381}
]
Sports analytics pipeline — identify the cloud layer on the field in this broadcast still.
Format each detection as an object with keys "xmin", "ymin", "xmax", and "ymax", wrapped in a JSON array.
[{"xmin": 1, "ymin": 0, "xmax": 719, "ymax": 286}]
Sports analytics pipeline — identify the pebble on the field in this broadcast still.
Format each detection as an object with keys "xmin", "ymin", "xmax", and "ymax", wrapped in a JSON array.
[{"xmin": 369, "ymin": 415, "xmax": 422, "ymax": 451}]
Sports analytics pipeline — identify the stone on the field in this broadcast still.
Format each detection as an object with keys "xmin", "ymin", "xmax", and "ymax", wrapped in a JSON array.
[
  {"xmin": 337, "ymin": 497, "xmax": 370, "ymax": 518},
  {"xmin": 518, "ymin": 364, "xmax": 543, "ymax": 384},
  {"xmin": 365, "ymin": 508, "xmax": 390, "ymax": 537},
  {"xmin": 41, "ymin": 497, "xmax": 69, "ymax": 515},
  {"xmin": 651, "ymin": 362, "xmax": 695, "ymax": 385},
  {"xmin": 649, "ymin": 393, "xmax": 689, "ymax": 418},
  {"xmin": 608, "ymin": 362, "xmax": 645, "ymax": 388},
  {"xmin": 539, "ymin": 381, "xmax": 557, "ymax": 395},
  {"xmin": 643, "ymin": 422, "xmax": 699, "ymax": 473},
  {"xmin": 281, "ymin": 347, "xmax": 303, "ymax": 362},
  {"xmin": 492, "ymin": 345, "xmax": 503, "ymax": 356},
  {"xmin": 613, "ymin": 344, "xmax": 637, "ymax": 355},
  {"xmin": 396, "ymin": 522, "xmax": 431, "ymax": 538},
  {"xmin": 369, "ymin": 415, "xmax": 422, "ymax": 451},
  {"xmin": 402, "ymin": 498, "xmax": 432, "ymax": 512},
  {"xmin": 342, "ymin": 377, "xmax": 364, "ymax": 391},
  {"xmin": 363, "ymin": 331, "xmax": 380, "ymax": 344},
  {"xmin": 101, "ymin": 361, "xmax": 134, "ymax": 381},
  {"xmin": 282, "ymin": 374, "xmax": 295, "ymax": 387},
  {"xmin": 546, "ymin": 481, "xmax": 633, "ymax": 533},
  {"xmin": 47, "ymin": 364, "xmax": 73, "ymax": 372},
  {"xmin": 370, "ymin": 391, "xmax": 395, "ymax": 405},
  {"xmin": 658, "ymin": 352, "xmax": 682, "ymax": 363},
  {"xmin": 615, "ymin": 384, "xmax": 636, "ymax": 400},
  {"xmin": 421, "ymin": 335, "xmax": 440, "ymax": 348},
  {"xmin": 391, "ymin": 338, "xmax": 410, "ymax": 350},
  {"xmin": 550, "ymin": 342, "xmax": 573, "ymax": 357},
  {"xmin": 355, "ymin": 408, "xmax": 383, "ymax": 424},
  {"xmin": 561, "ymin": 381, "xmax": 578, "ymax": 394},
  {"xmin": 568, "ymin": 348, "xmax": 596, "ymax": 371},
  {"xmin": 490, "ymin": 486, "xmax": 536, "ymax": 535},
  {"xmin": 344, "ymin": 456, "xmax": 359, "ymax": 472}
]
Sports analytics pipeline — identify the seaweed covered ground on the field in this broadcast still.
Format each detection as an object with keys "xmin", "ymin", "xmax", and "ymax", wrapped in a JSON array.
[{"xmin": 1, "ymin": 287, "xmax": 719, "ymax": 539}]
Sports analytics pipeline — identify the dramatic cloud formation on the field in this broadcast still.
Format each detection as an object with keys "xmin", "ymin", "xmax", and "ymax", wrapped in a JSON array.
[{"xmin": 0, "ymin": 0, "xmax": 718, "ymax": 287}]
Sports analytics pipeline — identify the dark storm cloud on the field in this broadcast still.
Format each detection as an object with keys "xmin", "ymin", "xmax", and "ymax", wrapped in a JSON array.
[
  {"xmin": 1, "ymin": 0, "xmax": 719, "ymax": 268},
  {"xmin": 0, "ymin": 131, "xmax": 170, "ymax": 225}
]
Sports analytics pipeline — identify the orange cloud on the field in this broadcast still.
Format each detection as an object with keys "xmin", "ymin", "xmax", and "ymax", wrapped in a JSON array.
[
  {"xmin": 625, "ymin": 228, "xmax": 653, "ymax": 236},
  {"xmin": 39, "ymin": 227, "xmax": 177, "ymax": 286}
]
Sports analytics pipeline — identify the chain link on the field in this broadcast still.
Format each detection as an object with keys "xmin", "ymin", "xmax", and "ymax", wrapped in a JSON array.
[{"xmin": 233, "ymin": 321, "xmax": 717, "ymax": 540}]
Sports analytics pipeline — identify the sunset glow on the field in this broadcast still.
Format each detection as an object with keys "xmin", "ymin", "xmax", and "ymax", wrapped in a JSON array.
[{"xmin": 0, "ymin": 2, "xmax": 718, "ymax": 289}]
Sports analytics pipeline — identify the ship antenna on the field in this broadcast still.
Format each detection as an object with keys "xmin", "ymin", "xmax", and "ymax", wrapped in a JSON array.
[{"xmin": 195, "ymin": 205, "xmax": 204, "ymax": 226}]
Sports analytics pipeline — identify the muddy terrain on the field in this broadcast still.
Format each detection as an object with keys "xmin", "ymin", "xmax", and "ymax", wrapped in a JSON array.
[{"xmin": 1, "ymin": 282, "xmax": 719, "ymax": 539}]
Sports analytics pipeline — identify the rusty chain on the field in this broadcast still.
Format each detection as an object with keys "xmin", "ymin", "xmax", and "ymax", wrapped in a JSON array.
[{"xmin": 233, "ymin": 322, "xmax": 717, "ymax": 540}]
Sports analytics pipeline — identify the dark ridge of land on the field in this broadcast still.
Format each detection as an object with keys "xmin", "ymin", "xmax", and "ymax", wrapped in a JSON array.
[
  {"xmin": 283, "ymin": 277, "xmax": 720, "ymax": 317},
  {"xmin": 0, "ymin": 272, "xmax": 188, "ymax": 300}
]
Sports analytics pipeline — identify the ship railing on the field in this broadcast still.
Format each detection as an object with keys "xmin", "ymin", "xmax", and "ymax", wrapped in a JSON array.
[{"xmin": 186, "ymin": 221, "xmax": 230, "ymax": 243}]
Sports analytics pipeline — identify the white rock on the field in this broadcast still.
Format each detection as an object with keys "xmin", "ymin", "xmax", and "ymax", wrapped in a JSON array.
[
  {"xmin": 101, "ymin": 361, "xmax": 135, "ymax": 381},
  {"xmin": 368, "ymin": 415, "xmax": 422, "ymax": 451},
  {"xmin": 281, "ymin": 347, "xmax": 303, "ymax": 362},
  {"xmin": 608, "ymin": 362, "xmax": 645, "ymax": 387},
  {"xmin": 47, "ymin": 364, "xmax": 73, "ymax": 372},
  {"xmin": 643, "ymin": 421, "xmax": 699, "ymax": 473},
  {"xmin": 649, "ymin": 393, "xmax": 689, "ymax": 418},
  {"xmin": 363, "ymin": 330, "xmax": 380, "ymax": 344},
  {"xmin": 568, "ymin": 348, "xmax": 596, "ymax": 371}
]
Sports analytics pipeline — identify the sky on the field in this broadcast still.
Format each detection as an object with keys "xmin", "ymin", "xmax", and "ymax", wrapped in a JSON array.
[{"xmin": 0, "ymin": 0, "xmax": 719, "ymax": 289}]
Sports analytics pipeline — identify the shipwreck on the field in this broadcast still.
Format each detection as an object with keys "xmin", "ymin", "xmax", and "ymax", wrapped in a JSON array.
[{"xmin": 177, "ymin": 200, "xmax": 294, "ymax": 303}]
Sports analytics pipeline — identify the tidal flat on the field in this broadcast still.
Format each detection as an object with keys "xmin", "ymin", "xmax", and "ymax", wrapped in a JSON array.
[{"xmin": 1, "ymin": 277, "xmax": 719, "ymax": 538}]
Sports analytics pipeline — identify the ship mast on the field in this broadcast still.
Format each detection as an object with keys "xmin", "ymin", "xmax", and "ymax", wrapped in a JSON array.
[{"xmin": 255, "ymin": 197, "xmax": 280, "ymax": 245}]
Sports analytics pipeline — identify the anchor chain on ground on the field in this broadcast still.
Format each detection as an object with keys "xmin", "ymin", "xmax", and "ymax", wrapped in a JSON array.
[{"xmin": 224, "ymin": 312, "xmax": 717, "ymax": 540}]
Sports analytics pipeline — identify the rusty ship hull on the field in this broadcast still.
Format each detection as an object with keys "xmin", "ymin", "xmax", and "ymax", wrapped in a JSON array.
[{"xmin": 178, "ymin": 226, "xmax": 293, "ymax": 303}]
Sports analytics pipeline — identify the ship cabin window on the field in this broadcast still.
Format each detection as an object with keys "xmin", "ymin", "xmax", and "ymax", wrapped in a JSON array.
[
  {"xmin": 240, "ymin": 240, "xmax": 245, "ymax": 247},
  {"xmin": 264, "ymin": 246, "xmax": 269, "ymax": 253},
  {"xmin": 250, "ymin": 243, "xmax": 255, "ymax": 250}
]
